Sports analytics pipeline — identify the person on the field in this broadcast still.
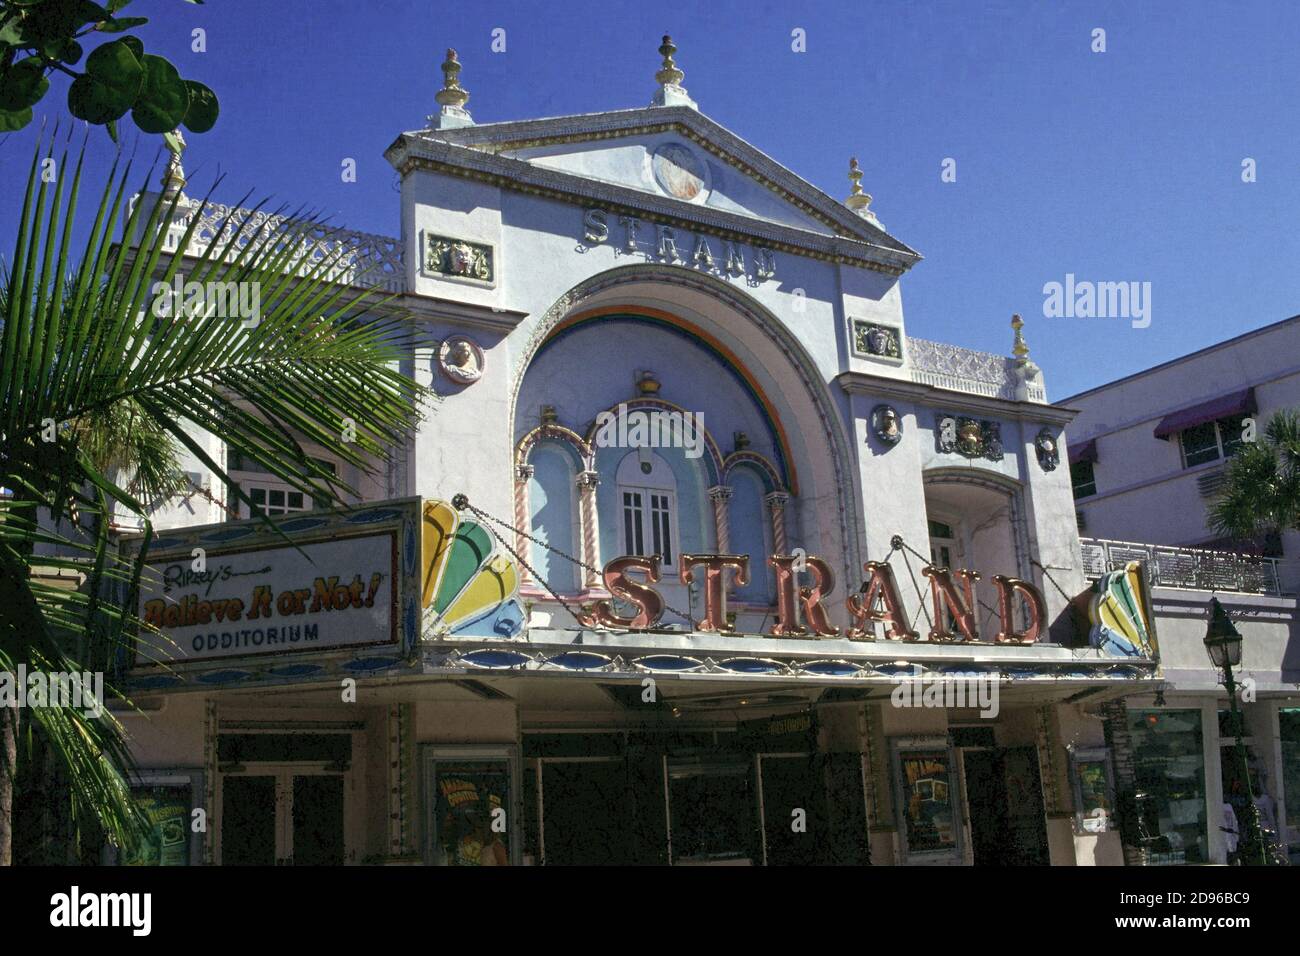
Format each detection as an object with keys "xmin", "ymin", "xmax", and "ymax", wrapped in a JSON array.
[{"xmin": 1220, "ymin": 802, "xmax": 1240, "ymax": 864}]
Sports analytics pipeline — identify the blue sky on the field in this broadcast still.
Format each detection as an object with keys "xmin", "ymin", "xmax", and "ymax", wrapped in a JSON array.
[{"xmin": 3, "ymin": 0, "xmax": 1298, "ymax": 399}]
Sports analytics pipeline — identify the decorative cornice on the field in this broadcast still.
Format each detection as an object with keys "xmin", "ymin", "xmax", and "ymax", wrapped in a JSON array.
[
  {"xmin": 837, "ymin": 371, "xmax": 1079, "ymax": 427},
  {"xmin": 398, "ymin": 291, "xmax": 527, "ymax": 333}
]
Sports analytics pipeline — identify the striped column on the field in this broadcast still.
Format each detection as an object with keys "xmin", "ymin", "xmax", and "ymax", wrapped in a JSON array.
[
  {"xmin": 765, "ymin": 490, "xmax": 790, "ymax": 554},
  {"xmin": 708, "ymin": 485, "xmax": 733, "ymax": 553},
  {"xmin": 577, "ymin": 470, "xmax": 602, "ymax": 589},
  {"xmin": 514, "ymin": 463, "xmax": 534, "ymax": 585}
]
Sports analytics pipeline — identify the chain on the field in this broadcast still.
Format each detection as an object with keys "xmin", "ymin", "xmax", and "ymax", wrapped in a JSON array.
[{"xmin": 451, "ymin": 495, "xmax": 696, "ymax": 627}]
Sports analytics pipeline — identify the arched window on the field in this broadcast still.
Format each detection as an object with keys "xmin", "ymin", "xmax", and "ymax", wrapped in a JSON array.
[
  {"xmin": 527, "ymin": 443, "xmax": 580, "ymax": 593},
  {"xmin": 615, "ymin": 450, "xmax": 678, "ymax": 564}
]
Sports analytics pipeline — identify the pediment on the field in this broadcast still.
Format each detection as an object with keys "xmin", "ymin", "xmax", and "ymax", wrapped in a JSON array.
[{"xmin": 389, "ymin": 106, "xmax": 920, "ymax": 272}]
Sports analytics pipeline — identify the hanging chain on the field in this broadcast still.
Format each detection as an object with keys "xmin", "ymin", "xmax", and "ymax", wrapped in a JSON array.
[{"xmin": 451, "ymin": 495, "xmax": 696, "ymax": 627}]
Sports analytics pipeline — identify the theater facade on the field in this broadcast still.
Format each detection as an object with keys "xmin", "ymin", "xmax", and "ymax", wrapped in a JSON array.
[{"xmin": 113, "ymin": 39, "xmax": 1165, "ymax": 867}]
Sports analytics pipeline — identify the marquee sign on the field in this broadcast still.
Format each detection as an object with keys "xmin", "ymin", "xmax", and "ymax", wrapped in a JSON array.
[
  {"xmin": 125, "ymin": 501, "xmax": 424, "ymax": 667},
  {"xmin": 579, "ymin": 550, "xmax": 1050, "ymax": 645}
]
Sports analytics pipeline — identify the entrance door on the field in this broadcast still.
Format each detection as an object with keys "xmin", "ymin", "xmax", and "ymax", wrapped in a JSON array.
[
  {"xmin": 540, "ymin": 760, "xmax": 633, "ymax": 865},
  {"xmin": 220, "ymin": 768, "xmax": 347, "ymax": 865},
  {"xmin": 961, "ymin": 746, "xmax": 1049, "ymax": 866},
  {"xmin": 220, "ymin": 775, "xmax": 277, "ymax": 866},
  {"xmin": 758, "ymin": 754, "xmax": 825, "ymax": 866}
]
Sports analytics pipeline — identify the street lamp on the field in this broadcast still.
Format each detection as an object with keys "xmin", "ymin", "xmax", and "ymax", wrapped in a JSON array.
[{"xmin": 1203, "ymin": 597, "xmax": 1267, "ymax": 865}]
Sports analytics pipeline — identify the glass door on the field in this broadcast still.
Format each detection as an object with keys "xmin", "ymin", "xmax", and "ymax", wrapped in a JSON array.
[{"xmin": 219, "ymin": 766, "xmax": 347, "ymax": 865}]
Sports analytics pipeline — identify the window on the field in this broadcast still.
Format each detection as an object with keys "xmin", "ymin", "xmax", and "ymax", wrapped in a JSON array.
[
  {"xmin": 228, "ymin": 449, "xmax": 338, "ymax": 520},
  {"xmin": 615, "ymin": 451, "xmax": 678, "ymax": 564},
  {"xmin": 621, "ymin": 487, "xmax": 674, "ymax": 563},
  {"xmin": 1071, "ymin": 460, "xmax": 1097, "ymax": 498},
  {"xmin": 247, "ymin": 485, "xmax": 309, "ymax": 517},
  {"xmin": 1179, "ymin": 416, "xmax": 1246, "ymax": 468}
]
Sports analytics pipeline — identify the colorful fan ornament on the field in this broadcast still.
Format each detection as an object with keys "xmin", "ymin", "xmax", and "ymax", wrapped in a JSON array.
[
  {"xmin": 422, "ymin": 500, "xmax": 526, "ymax": 638},
  {"xmin": 1086, "ymin": 561, "xmax": 1157, "ymax": 659}
]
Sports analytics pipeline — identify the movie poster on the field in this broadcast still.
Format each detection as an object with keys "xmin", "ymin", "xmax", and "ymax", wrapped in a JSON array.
[
  {"xmin": 431, "ymin": 762, "xmax": 511, "ymax": 866},
  {"xmin": 898, "ymin": 751, "xmax": 956, "ymax": 852},
  {"xmin": 121, "ymin": 785, "xmax": 192, "ymax": 866}
]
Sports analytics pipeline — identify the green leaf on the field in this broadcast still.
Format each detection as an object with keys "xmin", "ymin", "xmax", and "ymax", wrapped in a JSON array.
[
  {"xmin": 107, "ymin": 0, "xmax": 133, "ymax": 12},
  {"xmin": 105, "ymin": 117, "xmax": 118, "ymax": 143},
  {"xmin": 180, "ymin": 78, "xmax": 217, "ymax": 133},
  {"xmin": 161, "ymin": 128, "xmax": 182, "ymax": 154},
  {"xmin": 130, "ymin": 53, "xmax": 187, "ymax": 133},
  {"xmin": 0, "ymin": 105, "xmax": 33, "ymax": 131},
  {"xmin": 0, "ymin": 57, "xmax": 49, "ymax": 111},
  {"xmin": 94, "ymin": 16, "xmax": 148, "ymax": 33},
  {"xmin": 119, "ymin": 34, "xmax": 142, "ymax": 57},
  {"xmin": 68, "ymin": 37, "xmax": 143, "ymax": 124}
]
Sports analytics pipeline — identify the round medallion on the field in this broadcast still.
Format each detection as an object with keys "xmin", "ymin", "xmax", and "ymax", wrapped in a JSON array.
[
  {"xmin": 651, "ymin": 143, "xmax": 707, "ymax": 202},
  {"xmin": 438, "ymin": 336, "xmax": 484, "ymax": 385}
]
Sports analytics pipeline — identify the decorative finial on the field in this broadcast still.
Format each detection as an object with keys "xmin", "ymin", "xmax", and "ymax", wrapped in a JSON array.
[
  {"xmin": 160, "ymin": 128, "xmax": 187, "ymax": 200},
  {"xmin": 1011, "ymin": 313, "xmax": 1030, "ymax": 359},
  {"xmin": 651, "ymin": 34, "xmax": 697, "ymax": 109},
  {"xmin": 844, "ymin": 156, "xmax": 882, "ymax": 226},
  {"xmin": 637, "ymin": 370, "xmax": 661, "ymax": 396},
  {"xmin": 430, "ymin": 48, "xmax": 474, "ymax": 128},
  {"xmin": 845, "ymin": 157, "xmax": 872, "ymax": 210}
]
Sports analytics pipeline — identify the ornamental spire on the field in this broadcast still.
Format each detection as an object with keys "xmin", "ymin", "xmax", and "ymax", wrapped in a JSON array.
[
  {"xmin": 845, "ymin": 157, "xmax": 881, "ymax": 226},
  {"xmin": 430, "ymin": 48, "xmax": 473, "ymax": 129},
  {"xmin": 1010, "ymin": 313, "xmax": 1030, "ymax": 359},
  {"xmin": 160, "ymin": 128, "xmax": 187, "ymax": 200},
  {"xmin": 651, "ymin": 34, "xmax": 697, "ymax": 109}
]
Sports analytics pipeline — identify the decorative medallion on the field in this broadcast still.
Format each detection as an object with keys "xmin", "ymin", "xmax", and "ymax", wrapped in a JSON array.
[
  {"xmin": 438, "ymin": 336, "xmax": 484, "ymax": 384},
  {"xmin": 651, "ymin": 142, "xmax": 707, "ymax": 202},
  {"xmin": 424, "ymin": 233, "xmax": 493, "ymax": 282},
  {"xmin": 935, "ymin": 413, "xmax": 1004, "ymax": 461},
  {"xmin": 1034, "ymin": 428, "xmax": 1060, "ymax": 471},
  {"xmin": 871, "ymin": 404, "xmax": 902, "ymax": 447},
  {"xmin": 851, "ymin": 319, "xmax": 902, "ymax": 360}
]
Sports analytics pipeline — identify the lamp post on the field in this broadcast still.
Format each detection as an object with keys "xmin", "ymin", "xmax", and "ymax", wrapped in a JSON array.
[{"xmin": 1203, "ymin": 597, "xmax": 1268, "ymax": 865}]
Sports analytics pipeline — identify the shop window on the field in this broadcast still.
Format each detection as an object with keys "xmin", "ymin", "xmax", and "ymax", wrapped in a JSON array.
[
  {"xmin": 1071, "ymin": 459, "xmax": 1097, "ymax": 499},
  {"xmin": 1127, "ymin": 709, "xmax": 1207, "ymax": 864},
  {"xmin": 1179, "ymin": 416, "xmax": 1246, "ymax": 469},
  {"xmin": 1280, "ymin": 710, "xmax": 1300, "ymax": 845}
]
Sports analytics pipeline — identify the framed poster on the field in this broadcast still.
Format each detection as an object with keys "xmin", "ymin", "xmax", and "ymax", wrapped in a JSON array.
[
  {"xmin": 1069, "ymin": 746, "xmax": 1116, "ymax": 834},
  {"xmin": 105, "ymin": 769, "xmax": 205, "ymax": 866},
  {"xmin": 890, "ymin": 737, "xmax": 963, "ymax": 864},
  {"xmin": 422, "ymin": 746, "xmax": 519, "ymax": 866}
]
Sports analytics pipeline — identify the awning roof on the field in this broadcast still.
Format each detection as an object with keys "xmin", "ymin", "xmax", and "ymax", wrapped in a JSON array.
[
  {"xmin": 1068, "ymin": 438, "xmax": 1098, "ymax": 466},
  {"xmin": 1153, "ymin": 387, "xmax": 1256, "ymax": 440}
]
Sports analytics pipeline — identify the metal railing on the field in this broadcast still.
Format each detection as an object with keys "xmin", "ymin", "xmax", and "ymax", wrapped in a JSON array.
[{"xmin": 1079, "ymin": 537, "xmax": 1285, "ymax": 596}]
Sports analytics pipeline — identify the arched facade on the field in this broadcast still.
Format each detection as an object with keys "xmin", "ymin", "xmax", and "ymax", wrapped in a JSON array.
[{"xmin": 508, "ymin": 266, "xmax": 863, "ymax": 616}]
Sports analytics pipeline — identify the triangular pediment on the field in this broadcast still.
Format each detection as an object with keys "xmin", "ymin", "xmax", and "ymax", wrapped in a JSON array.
[{"xmin": 387, "ymin": 106, "xmax": 920, "ymax": 273}]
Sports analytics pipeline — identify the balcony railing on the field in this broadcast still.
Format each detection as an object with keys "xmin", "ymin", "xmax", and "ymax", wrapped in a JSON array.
[
  {"xmin": 907, "ymin": 338, "xmax": 1046, "ymax": 403},
  {"xmin": 1080, "ymin": 537, "xmax": 1285, "ymax": 596}
]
